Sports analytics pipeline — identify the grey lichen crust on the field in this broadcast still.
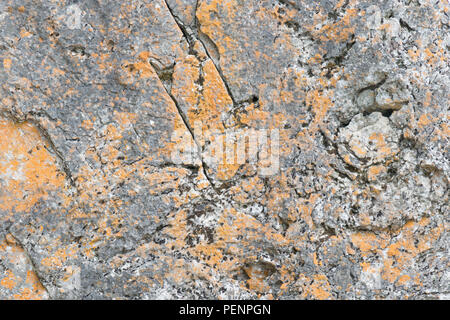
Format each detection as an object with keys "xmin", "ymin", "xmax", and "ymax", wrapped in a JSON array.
[{"xmin": 0, "ymin": 0, "xmax": 448, "ymax": 299}]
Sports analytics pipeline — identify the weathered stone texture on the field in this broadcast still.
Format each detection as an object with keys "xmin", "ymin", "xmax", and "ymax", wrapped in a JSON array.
[{"xmin": 0, "ymin": 0, "xmax": 448, "ymax": 299}]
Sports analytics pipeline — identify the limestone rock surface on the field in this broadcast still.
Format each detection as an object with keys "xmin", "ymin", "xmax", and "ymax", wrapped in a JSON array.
[{"xmin": 0, "ymin": 0, "xmax": 448, "ymax": 299}]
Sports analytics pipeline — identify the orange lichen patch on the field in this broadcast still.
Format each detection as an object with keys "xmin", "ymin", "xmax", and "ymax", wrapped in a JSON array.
[
  {"xmin": 307, "ymin": 7, "xmax": 358, "ymax": 43},
  {"xmin": 3, "ymin": 58, "xmax": 12, "ymax": 70},
  {"xmin": 195, "ymin": 0, "xmax": 251, "ymax": 91},
  {"xmin": 165, "ymin": 209, "xmax": 189, "ymax": 250},
  {"xmin": 173, "ymin": 57, "xmax": 232, "ymax": 138},
  {"xmin": 52, "ymin": 68, "xmax": 65, "ymax": 77},
  {"xmin": 130, "ymin": 52, "xmax": 159, "ymax": 79},
  {"xmin": 74, "ymin": 164, "xmax": 107, "ymax": 203},
  {"xmin": 119, "ymin": 61, "xmax": 149, "ymax": 82},
  {"xmin": 12, "ymin": 286, "xmax": 47, "ymax": 300},
  {"xmin": 310, "ymin": 274, "xmax": 332, "ymax": 299},
  {"xmin": 171, "ymin": 53, "xmax": 241, "ymax": 180},
  {"xmin": 417, "ymin": 113, "xmax": 433, "ymax": 128},
  {"xmin": 351, "ymin": 231, "xmax": 388, "ymax": 254},
  {"xmin": 225, "ymin": 175, "xmax": 265, "ymax": 205},
  {"xmin": 368, "ymin": 132, "xmax": 392, "ymax": 159},
  {"xmin": 124, "ymin": 60, "xmax": 196, "ymax": 164},
  {"xmin": 197, "ymin": 0, "xmax": 239, "ymax": 56},
  {"xmin": 299, "ymin": 274, "xmax": 333, "ymax": 300},
  {"xmin": 189, "ymin": 209, "xmax": 289, "ymax": 272},
  {"xmin": 305, "ymin": 89, "xmax": 334, "ymax": 127},
  {"xmin": 0, "ymin": 270, "xmax": 18, "ymax": 290},
  {"xmin": 235, "ymin": 100, "xmax": 271, "ymax": 127},
  {"xmin": 367, "ymin": 165, "xmax": 386, "ymax": 182},
  {"xmin": 351, "ymin": 217, "xmax": 445, "ymax": 286},
  {"xmin": 200, "ymin": 59, "xmax": 233, "ymax": 124},
  {"xmin": 81, "ymin": 119, "xmax": 94, "ymax": 130},
  {"xmin": 424, "ymin": 47, "xmax": 438, "ymax": 66},
  {"xmin": 215, "ymin": 163, "xmax": 240, "ymax": 181},
  {"xmin": 0, "ymin": 236, "xmax": 48, "ymax": 300},
  {"xmin": 172, "ymin": 55, "xmax": 202, "ymax": 114},
  {"xmin": 23, "ymin": 270, "xmax": 47, "ymax": 299},
  {"xmin": 0, "ymin": 118, "xmax": 69, "ymax": 213},
  {"xmin": 165, "ymin": 206, "xmax": 291, "ymax": 286},
  {"xmin": 408, "ymin": 48, "xmax": 420, "ymax": 62},
  {"xmin": 352, "ymin": 144, "xmax": 368, "ymax": 158},
  {"xmin": 113, "ymin": 111, "xmax": 138, "ymax": 132},
  {"xmin": 397, "ymin": 274, "xmax": 411, "ymax": 286},
  {"xmin": 212, "ymin": 132, "xmax": 243, "ymax": 181},
  {"xmin": 40, "ymin": 245, "xmax": 78, "ymax": 268}
]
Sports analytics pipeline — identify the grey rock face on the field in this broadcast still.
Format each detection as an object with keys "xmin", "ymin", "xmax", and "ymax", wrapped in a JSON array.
[{"xmin": 0, "ymin": 0, "xmax": 448, "ymax": 299}]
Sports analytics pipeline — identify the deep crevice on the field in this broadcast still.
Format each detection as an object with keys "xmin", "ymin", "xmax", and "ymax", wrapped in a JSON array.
[
  {"xmin": 150, "ymin": 62, "xmax": 219, "ymax": 194},
  {"xmin": 192, "ymin": 2, "xmax": 237, "ymax": 106}
]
